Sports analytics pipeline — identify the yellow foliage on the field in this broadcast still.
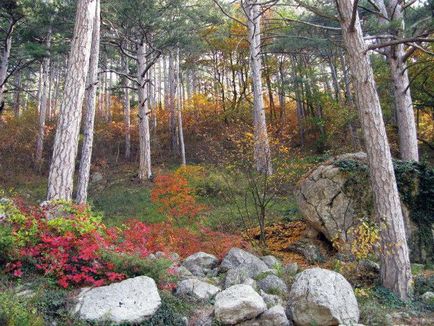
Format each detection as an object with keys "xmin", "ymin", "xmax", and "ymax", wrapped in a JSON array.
[{"xmin": 351, "ymin": 221, "xmax": 380, "ymax": 260}]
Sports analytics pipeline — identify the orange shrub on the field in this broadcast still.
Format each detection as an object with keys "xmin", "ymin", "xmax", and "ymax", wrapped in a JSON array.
[{"xmin": 151, "ymin": 173, "xmax": 205, "ymax": 223}]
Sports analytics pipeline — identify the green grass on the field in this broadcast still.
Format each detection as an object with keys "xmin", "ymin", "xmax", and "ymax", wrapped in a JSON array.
[{"xmin": 89, "ymin": 182, "xmax": 165, "ymax": 226}]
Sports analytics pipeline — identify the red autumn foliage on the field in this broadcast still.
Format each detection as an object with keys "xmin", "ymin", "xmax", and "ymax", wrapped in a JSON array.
[{"xmin": 2, "ymin": 200, "xmax": 245, "ymax": 289}]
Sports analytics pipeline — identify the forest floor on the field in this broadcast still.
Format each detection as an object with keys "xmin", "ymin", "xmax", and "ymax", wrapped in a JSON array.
[{"xmin": 1, "ymin": 160, "xmax": 434, "ymax": 325}]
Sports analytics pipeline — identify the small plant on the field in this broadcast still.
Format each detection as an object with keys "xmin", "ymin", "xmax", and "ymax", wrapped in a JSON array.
[
  {"xmin": 351, "ymin": 220, "xmax": 380, "ymax": 260},
  {"xmin": 0, "ymin": 291, "xmax": 45, "ymax": 326}
]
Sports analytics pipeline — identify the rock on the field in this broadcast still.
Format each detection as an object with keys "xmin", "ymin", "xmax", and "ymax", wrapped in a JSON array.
[
  {"xmin": 257, "ymin": 274, "xmax": 288, "ymax": 296},
  {"xmin": 284, "ymin": 263, "xmax": 298, "ymax": 275},
  {"xmin": 243, "ymin": 278, "xmax": 257, "ymax": 289},
  {"xmin": 259, "ymin": 290, "xmax": 283, "ymax": 308},
  {"xmin": 224, "ymin": 263, "xmax": 271, "ymax": 288},
  {"xmin": 170, "ymin": 252, "xmax": 180, "ymax": 262},
  {"xmin": 296, "ymin": 152, "xmax": 433, "ymax": 263},
  {"xmin": 288, "ymin": 268, "xmax": 359, "ymax": 326},
  {"xmin": 189, "ymin": 306, "xmax": 214, "ymax": 326},
  {"xmin": 74, "ymin": 276, "xmax": 161, "ymax": 324},
  {"xmin": 176, "ymin": 279, "xmax": 221, "ymax": 301},
  {"xmin": 182, "ymin": 252, "xmax": 219, "ymax": 276},
  {"xmin": 91, "ymin": 172, "xmax": 104, "ymax": 183},
  {"xmin": 40, "ymin": 201, "xmax": 71, "ymax": 220},
  {"xmin": 239, "ymin": 305, "xmax": 291, "ymax": 326},
  {"xmin": 421, "ymin": 291, "xmax": 434, "ymax": 305},
  {"xmin": 0, "ymin": 198, "xmax": 12, "ymax": 221},
  {"xmin": 221, "ymin": 248, "xmax": 268, "ymax": 272},
  {"xmin": 214, "ymin": 284, "xmax": 267, "ymax": 325},
  {"xmin": 357, "ymin": 259, "xmax": 380, "ymax": 274},
  {"xmin": 261, "ymin": 255, "xmax": 281, "ymax": 269},
  {"xmin": 287, "ymin": 240, "xmax": 323, "ymax": 264},
  {"xmin": 173, "ymin": 266, "xmax": 194, "ymax": 280}
]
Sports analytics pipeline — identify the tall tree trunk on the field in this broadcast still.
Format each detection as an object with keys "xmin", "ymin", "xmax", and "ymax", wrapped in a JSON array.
[
  {"xmin": 339, "ymin": 50, "xmax": 360, "ymax": 149},
  {"xmin": 13, "ymin": 72, "xmax": 21, "ymax": 118},
  {"xmin": 278, "ymin": 55, "xmax": 285, "ymax": 120},
  {"xmin": 176, "ymin": 48, "xmax": 186, "ymax": 165},
  {"xmin": 335, "ymin": 0, "xmax": 412, "ymax": 300},
  {"xmin": 76, "ymin": 0, "xmax": 100, "ymax": 204},
  {"xmin": 0, "ymin": 18, "xmax": 14, "ymax": 115},
  {"xmin": 137, "ymin": 42, "xmax": 152, "ymax": 180},
  {"xmin": 245, "ymin": 0, "xmax": 272, "ymax": 175},
  {"xmin": 168, "ymin": 52, "xmax": 177, "ymax": 153},
  {"xmin": 122, "ymin": 55, "xmax": 131, "ymax": 160},
  {"xmin": 35, "ymin": 25, "xmax": 53, "ymax": 170},
  {"xmin": 47, "ymin": 0, "xmax": 97, "ymax": 201},
  {"xmin": 376, "ymin": 0, "xmax": 419, "ymax": 161}
]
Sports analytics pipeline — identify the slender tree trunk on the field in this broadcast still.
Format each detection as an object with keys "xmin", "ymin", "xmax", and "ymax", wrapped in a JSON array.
[
  {"xmin": 375, "ymin": 0, "xmax": 419, "ymax": 161},
  {"xmin": 13, "ymin": 72, "xmax": 21, "ymax": 118},
  {"xmin": 137, "ymin": 42, "xmax": 152, "ymax": 180},
  {"xmin": 336, "ymin": 0, "xmax": 412, "ymax": 300},
  {"xmin": 245, "ymin": 0, "xmax": 272, "ymax": 175},
  {"xmin": 35, "ymin": 25, "xmax": 53, "ymax": 170},
  {"xmin": 47, "ymin": 0, "xmax": 97, "ymax": 200},
  {"xmin": 76, "ymin": 0, "xmax": 100, "ymax": 204},
  {"xmin": 122, "ymin": 55, "xmax": 131, "ymax": 160},
  {"xmin": 168, "ymin": 52, "xmax": 177, "ymax": 153},
  {"xmin": 278, "ymin": 56, "xmax": 285, "ymax": 120},
  {"xmin": 176, "ymin": 49, "xmax": 186, "ymax": 165},
  {"xmin": 0, "ymin": 19, "xmax": 14, "ymax": 115}
]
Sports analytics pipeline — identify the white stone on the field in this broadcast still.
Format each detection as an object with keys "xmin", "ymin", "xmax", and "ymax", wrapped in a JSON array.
[
  {"xmin": 214, "ymin": 284, "xmax": 267, "ymax": 325},
  {"xmin": 182, "ymin": 252, "xmax": 219, "ymax": 276},
  {"xmin": 74, "ymin": 276, "xmax": 161, "ymax": 324},
  {"xmin": 221, "ymin": 248, "xmax": 268, "ymax": 272},
  {"xmin": 176, "ymin": 279, "xmax": 221, "ymax": 301},
  {"xmin": 288, "ymin": 268, "xmax": 359, "ymax": 326},
  {"xmin": 239, "ymin": 305, "xmax": 291, "ymax": 326}
]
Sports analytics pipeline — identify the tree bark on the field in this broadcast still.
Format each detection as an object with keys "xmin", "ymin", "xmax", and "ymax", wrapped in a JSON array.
[
  {"xmin": 35, "ymin": 25, "xmax": 53, "ymax": 170},
  {"xmin": 137, "ymin": 42, "xmax": 152, "ymax": 180},
  {"xmin": 13, "ymin": 72, "xmax": 21, "ymax": 118},
  {"xmin": 375, "ymin": 0, "xmax": 419, "ymax": 161},
  {"xmin": 122, "ymin": 55, "xmax": 131, "ymax": 160},
  {"xmin": 245, "ymin": 0, "xmax": 272, "ymax": 175},
  {"xmin": 335, "ymin": 0, "xmax": 412, "ymax": 300},
  {"xmin": 76, "ymin": 0, "xmax": 100, "ymax": 204},
  {"xmin": 168, "ymin": 52, "xmax": 178, "ymax": 153},
  {"xmin": 176, "ymin": 48, "xmax": 186, "ymax": 165},
  {"xmin": 47, "ymin": 0, "xmax": 97, "ymax": 200},
  {"xmin": 0, "ymin": 18, "xmax": 14, "ymax": 115}
]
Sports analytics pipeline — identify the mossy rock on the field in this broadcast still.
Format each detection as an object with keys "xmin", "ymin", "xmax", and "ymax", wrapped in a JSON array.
[{"xmin": 296, "ymin": 152, "xmax": 434, "ymax": 263}]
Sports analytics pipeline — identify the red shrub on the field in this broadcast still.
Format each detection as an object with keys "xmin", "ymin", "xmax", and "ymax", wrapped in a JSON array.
[{"xmin": 151, "ymin": 173, "xmax": 205, "ymax": 223}]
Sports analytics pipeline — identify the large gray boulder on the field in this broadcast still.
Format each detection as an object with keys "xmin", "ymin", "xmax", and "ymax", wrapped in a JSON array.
[
  {"xmin": 214, "ymin": 284, "xmax": 267, "ymax": 325},
  {"xmin": 182, "ymin": 252, "xmax": 219, "ymax": 276},
  {"xmin": 239, "ymin": 305, "xmax": 291, "ymax": 326},
  {"xmin": 176, "ymin": 279, "xmax": 221, "ymax": 301},
  {"xmin": 296, "ymin": 152, "xmax": 433, "ymax": 263},
  {"xmin": 224, "ymin": 262, "xmax": 271, "ymax": 289},
  {"xmin": 74, "ymin": 276, "xmax": 161, "ymax": 324},
  {"xmin": 221, "ymin": 248, "xmax": 268, "ymax": 272},
  {"xmin": 288, "ymin": 268, "xmax": 359, "ymax": 326}
]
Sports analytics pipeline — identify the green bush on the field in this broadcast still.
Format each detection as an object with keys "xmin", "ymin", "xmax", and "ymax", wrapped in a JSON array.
[
  {"xmin": 414, "ymin": 274, "xmax": 434, "ymax": 296},
  {"xmin": 142, "ymin": 291, "xmax": 192, "ymax": 326},
  {"xmin": 0, "ymin": 224, "xmax": 14, "ymax": 265},
  {"xmin": 0, "ymin": 291, "xmax": 44, "ymax": 326},
  {"xmin": 34, "ymin": 288, "xmax": 70, "ymax": 323},
  {"xmin": 101, "ymin": 252, "xmax": 174, "ymax": 284}
]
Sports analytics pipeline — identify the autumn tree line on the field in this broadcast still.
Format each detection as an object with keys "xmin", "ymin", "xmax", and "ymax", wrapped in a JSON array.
[{"xmin": 0, "ymin": 0, "xmax": 433, "ymax": 300}]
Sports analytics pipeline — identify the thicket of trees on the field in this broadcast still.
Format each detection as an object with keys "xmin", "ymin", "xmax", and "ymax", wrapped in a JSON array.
[{"xmin": 1, "ymin": 0, "xmax": 433, "ymax": 300}]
